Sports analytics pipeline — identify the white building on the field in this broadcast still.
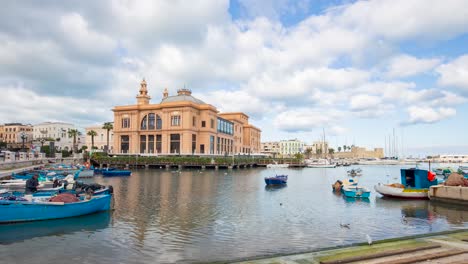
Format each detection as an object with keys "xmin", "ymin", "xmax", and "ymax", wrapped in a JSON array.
[
  {"xmin": 433, "ymin": 155, "xmax": 468, "ymax": 163},
  {"xmin": 260, "ymin": 141, "xmax": 280, "ymax": 157},
  {"xmin": 33, "ymin": 122, "xmax": 83, "ymax": 151},
  {"xmin": 279, "ymin": 139, "xmax": 305, "ymax": 157},
  {"xmin": 85, "ymin": 125, "xmax": 114, "ymax": 152}
]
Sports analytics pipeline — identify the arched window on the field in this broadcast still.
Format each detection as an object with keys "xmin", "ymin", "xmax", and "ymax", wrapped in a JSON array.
[
  {"xmin": 141, "ymin": 115, "xmax": 148, "ymax": 130},
  {"xmin": 156, "ymin": 115, "xmax": 162, "ymax": 130},
  {"xmin": 148, "ymin": 113, "xmax": 155, "ymax": 130}
]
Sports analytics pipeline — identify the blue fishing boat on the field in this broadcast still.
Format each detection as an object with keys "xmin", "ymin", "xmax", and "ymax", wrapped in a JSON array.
[
  {"xmin": 342, "ymin": 185, "xmax": 371, "ymax": 198},
  {"xmin": 94, "ymin": 167, "xmax": 116, "ymax": 174},
  {"xmin": 0, "ymin": 194, "xmax": 112, "ymax": 223},
  {"xmin": 264, "ymin": 175, "xmax": 288, "ymax": 185},
  {"xmin": 102, "ymin": 170, "xmax": 131, "ymax": 177}
]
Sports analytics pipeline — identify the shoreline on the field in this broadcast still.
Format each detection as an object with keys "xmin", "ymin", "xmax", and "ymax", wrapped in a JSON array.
[{"xmin": 226, "ymin": 229, "xmax": 468, "ymax": 264}]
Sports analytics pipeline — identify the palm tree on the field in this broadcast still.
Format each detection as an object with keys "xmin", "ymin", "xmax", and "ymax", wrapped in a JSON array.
[
  {"xmin": 102, "ymin": 122, "xmax": 113, "ymax": 153},
  {"xmin": 338, "ymin": 146, "xmax": 342, "ymax": 152},
  {"xmin": 68, "ymin": 129, "xmax": 82, "ymax": 153},
  {"xmin": 304, "ymin": 148, "xmax": 313, "ymax": 159},
  {"xmin": 343, "ymin": 145, "xmax": 347, "ymax": 152},
  {"xmin": 87, "ymin": 130, "xmax": 97, "ymax": 150}
]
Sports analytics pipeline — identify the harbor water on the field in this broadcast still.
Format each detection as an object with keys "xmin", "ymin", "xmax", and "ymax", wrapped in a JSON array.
[{"xmin": 1, "ymin": 165, "xmax": 468, "ymax": 263}]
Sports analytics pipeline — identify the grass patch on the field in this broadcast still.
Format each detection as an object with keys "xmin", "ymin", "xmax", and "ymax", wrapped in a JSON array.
[{"xmin": 318, "ymin": 240, "xmax": 431, "ymax": 263}]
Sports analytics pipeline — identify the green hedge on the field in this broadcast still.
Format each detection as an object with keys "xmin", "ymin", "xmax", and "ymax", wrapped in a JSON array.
[{"xmin": 91, "ymin": 155, "xmax": 302, "ymax": 165}]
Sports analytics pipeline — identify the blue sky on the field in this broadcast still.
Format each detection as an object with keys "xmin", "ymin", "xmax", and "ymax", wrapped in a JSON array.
[{"xmin": 0, "ymin": 0, "xmax": 467, "ymax": 156}]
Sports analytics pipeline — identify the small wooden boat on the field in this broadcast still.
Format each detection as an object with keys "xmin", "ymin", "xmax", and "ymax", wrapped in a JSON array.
[
  {"xmin": 374, "ymin": 168, "xmax": 438, "ymax": 199},
  {"xmin": 0, "ymin": 194, "xmax": 112, "ymax": 223},
  {"xmin": 264, "ymin": 175, "xmax": 288, "ymax": 185},
  {"xmin": 102, "ymin": 170, "xmax": 131, "ymax": 177},
  {"xmin": 347, "ymin": 169, "xmax": 362, "ymax": 176},
  {"xmin": 342, "ymin": 185, "xmax": 371, "ymax": 198}
]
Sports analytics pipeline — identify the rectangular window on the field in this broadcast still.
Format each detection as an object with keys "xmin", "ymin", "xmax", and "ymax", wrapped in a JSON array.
[
  {"xmin": 200, "ymin": 144, "xmax": 205, "ymax": 154},
  {"xmin": 201, "ymin": 121, "xmax": 206, "ymax": 127},
  {"xmin": 122, "ymin": 118, "xmax": 130, "ymax": 128},
  {"xmin": 192, "ymin": 134, "xmax": 196, "ymax": 154},
  {"xmin": 148, "ymin": 135, "xmax": 154, "ymax": 153},
  {"xmin": 170, "ymin": 134, "xmax": 180, "ymax": 154},
  {"xmin": 217, "ymin": 137, "xmax": 220, "ymax": 154},
  {"xmin": 210, "ymin": 135, "xmax": 215, "ymax": 154},
  {"xmin": 210, "ymin": 119, "xmax": 214, "ymax": 129},
  {"xmin": 148, "ymin": 114, "xmax": 155, "ymax": 130},
  {"xmin": 171, "ymin": 116, "xmax": 181, "ymax": 126},
  {"xmin": 192, "ymin": 116, "xmax": 196, "ymax": 126},
  {"xmin": 140, "ymin": 135, "xmax": 147, "ymax": 153},
  {"xmin": 121, "ymin": 135, "xmax": 129, "ymax": 154},
  {"xmin": 156, "ymin": 135, "xmax": 162, "ymax": 153}
]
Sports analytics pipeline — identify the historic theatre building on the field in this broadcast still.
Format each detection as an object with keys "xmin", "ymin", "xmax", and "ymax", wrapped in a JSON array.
[{"xmin": 112, "ymin": 80, "xmax": 261, "ymax": 155}]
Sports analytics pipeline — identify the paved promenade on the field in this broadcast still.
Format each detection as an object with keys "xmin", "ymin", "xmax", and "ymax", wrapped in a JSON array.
[
  {"xmin": 232, "ymin": 230, "xmax": 468, "ymax": 264},
  {"xmin": 0, "ymin": 164, "xmax": 44, "ymax": 178}
]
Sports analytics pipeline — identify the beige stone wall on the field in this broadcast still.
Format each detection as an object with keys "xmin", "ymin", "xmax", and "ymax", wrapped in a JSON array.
[
  {"xmin": 333, "ymin": 146, "xmax": 384, "ymax": 159},
  {"xmin": 85, "ymin": 126, "xmax": 113, "ymax": 151}
]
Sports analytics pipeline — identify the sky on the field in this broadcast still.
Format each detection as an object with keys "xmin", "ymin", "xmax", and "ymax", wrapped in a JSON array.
[{"xmin": 0, "ymin": 0, "xmax": 467, "ymax": 157}]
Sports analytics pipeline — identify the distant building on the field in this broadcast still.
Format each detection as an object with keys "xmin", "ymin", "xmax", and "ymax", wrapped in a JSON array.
[
  {"xmin": 33, "ymin": 122, "xmax": 78, "ymax": 151},
  {"xmin": 1, "ymin": 123, "xmax": 33, "ymax": 149},
  {"xmin": 261, "ymin": 141, "xmax": 280, "ymax": 157},
  {"xmin": 279, "ymin": 139, "xmax": 305, "ymax": 157},
  {"xmin": 112, "ymin": 80, "xmax": 261, "ymax": 155},
  {"xmin": 432, "ymin": 155, "xmax": 468, "ymax": 163},
  {"xmin": 85, "ymin": 125, "xmax": 114, "ymax": 151},
  {"xmin": 333, "ymin": 146, "xmax": 384, "ymax": 159}
]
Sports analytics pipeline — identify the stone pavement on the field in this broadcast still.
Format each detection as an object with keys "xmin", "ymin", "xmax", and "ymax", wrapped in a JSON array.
[{"xmin": 232, "ymin": 230, "xmax": 468, "ymax": 264}]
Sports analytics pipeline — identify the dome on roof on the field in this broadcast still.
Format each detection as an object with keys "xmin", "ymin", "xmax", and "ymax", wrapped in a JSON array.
[
  {"xmin": 160, "ymin": 88, "xmax": 206, "ymax": 104},
  {"xmin": 161, "ymin": 95, "xmax": 205, "ymax": 104}
]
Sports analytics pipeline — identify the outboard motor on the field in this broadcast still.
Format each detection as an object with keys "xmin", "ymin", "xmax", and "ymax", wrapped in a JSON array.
[{"xmin": 108, "ymin": 185, "xmax": 114, "ymax": 194}]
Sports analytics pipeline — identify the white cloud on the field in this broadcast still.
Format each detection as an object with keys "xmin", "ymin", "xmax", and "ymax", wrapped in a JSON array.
[
  {"xmin": 404, "ymin": 106, "xmax": 456, "ymax": 125},
  {"xmin": 336, "ymin": 0, "xmax": 468, "ymax": 41},
  {"xmin": 273, "ymin": 108, "xmax": 343, "ymax": 132},
  {"xmin": 436, "ymin": 55, "xmax": 468, "ymax": 91},
  {"xmin": 385, "ymin": 54, "xmax": 440, "ymax": 78}
]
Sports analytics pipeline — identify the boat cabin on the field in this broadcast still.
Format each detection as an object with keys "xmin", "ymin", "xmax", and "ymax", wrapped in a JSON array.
[{"xmin": 400, "ymin": 168, "xmax": 437, "ymax": 189}]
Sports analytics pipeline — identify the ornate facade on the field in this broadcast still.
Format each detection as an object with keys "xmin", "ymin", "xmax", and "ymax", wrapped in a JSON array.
[{"xmin": 112, "ymin": 80, "xmax": 261, "ymax": 155}]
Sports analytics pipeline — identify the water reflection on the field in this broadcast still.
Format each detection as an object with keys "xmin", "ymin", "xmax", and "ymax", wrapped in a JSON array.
[
  {"xmin": 343, "ymin": 196, "xmax": 370, "ymax": 204},
  {"xmin": 265, "ymin": 185, "xmax": 287, "ymax": 191},
  {"xmin": 0, "ymin": 211, "xmax": 111, "ymax": 244},
  {"xmin": 2, "ymin": 166, "xmax": 468, "ymax": 264}
]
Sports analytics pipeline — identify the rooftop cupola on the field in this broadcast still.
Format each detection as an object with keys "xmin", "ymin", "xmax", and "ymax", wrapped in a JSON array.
[
  {"xmin": 163, "ymin": 88, "xmax": 169, "ymax": 98},
  {"xmin": 136, "ymin": 79, "xmax": 151, "ymax": 105},
  {"xmin": 177, "ymin": 88, "xmax": 192, "ymax": 96}
]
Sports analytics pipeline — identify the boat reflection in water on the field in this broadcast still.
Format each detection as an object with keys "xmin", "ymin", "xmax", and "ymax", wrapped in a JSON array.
[
  {"xmin": 265, "ymin": 185, "xmax": 287, "ymax": 191},
  {"xmin": 375, "ymin": 197, "xmax": 468, "ymax": 227},
  {"xmin": 343, "ymin": 196, "xmax": 370, "ymax": 204},
  {"xmin": 0, "ymin": 211, "xmax": 111, "ymax": 244}
]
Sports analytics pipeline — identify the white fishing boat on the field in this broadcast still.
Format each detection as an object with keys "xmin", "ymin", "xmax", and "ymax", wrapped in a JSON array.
[
  {"xmin": 374, "ymin": 168, "xmax": 438, "ymax": 199},
  {"xmin": 266, "ymin": 161, "xmax": 289, "ymax": 168},
  {"xmin": 306, "ymin": 159, "xmax": 336, "ymax": 168}
]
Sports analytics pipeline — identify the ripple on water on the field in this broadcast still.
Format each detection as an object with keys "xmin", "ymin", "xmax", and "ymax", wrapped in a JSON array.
[{"xmin": 2, "ymin": 166, "xmax": 468, "ymax": 263}]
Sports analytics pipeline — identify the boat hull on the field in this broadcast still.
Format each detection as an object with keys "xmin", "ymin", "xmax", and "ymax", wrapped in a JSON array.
[
  {"xmin": 342, "ymin": 186, "xmax": 370, "ymax": 198},
  {"xmin": 0, "ymin": 194, "xmax": 112, "ymax": 223},
  {"xmin": 264, "ymin": 178, "xmax": 287, "ymax": 185},
  {"xmin": 374, "ymin": 184, "xmax": 428, "ymax": 199},
  {"xmin": 266, "ymin": 164, "xmax": 289, "ymax": 168},
  {"xmin": 102, "ymin": 170, "xmax": 131, "ymax": 177},
  {"xmin": 77, "ymin": 169, "xmax": 95, "ymax": 178},
  {"xmin": 307, "ymin": 165, "xmax": 336, "ymax": 168}
]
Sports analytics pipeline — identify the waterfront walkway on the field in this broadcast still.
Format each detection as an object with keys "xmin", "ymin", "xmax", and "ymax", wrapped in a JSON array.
[
  {"xmin": 232, "ymin": 230, "xmax": 468, "ymax": 264},
  {"xmin": 0, "ymin": 164, "xmax": 44, "ymax": 178}
]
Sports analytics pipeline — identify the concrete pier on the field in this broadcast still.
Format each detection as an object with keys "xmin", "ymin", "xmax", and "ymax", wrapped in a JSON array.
[{"xmin": 429, "ymin": 185, "xmax": 468, "ymax": 205}]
